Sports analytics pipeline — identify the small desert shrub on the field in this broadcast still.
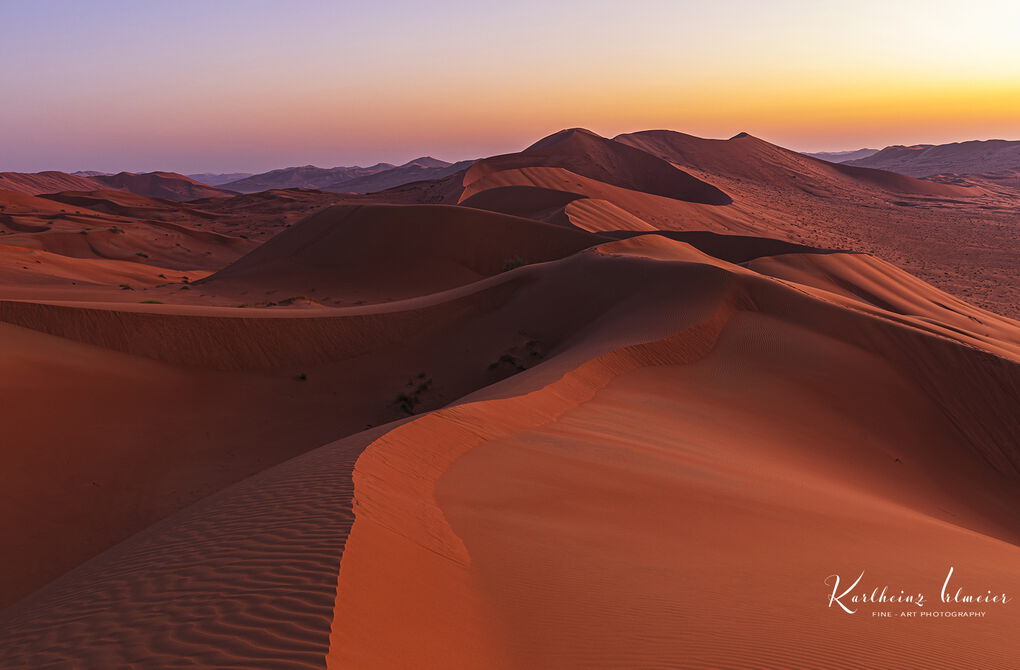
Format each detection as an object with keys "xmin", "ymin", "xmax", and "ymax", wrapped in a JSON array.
[
  {"xmin": 278, "ymin": 295, "xmax": 315, "ymax": 305},
  {"xmin": 395, "ymin": 392, "xmax": 418, "ymax": 415},
  {"xmin": 502, "ymin": 256, "xmax": 525, "ymax": 272},
  {"xmin": 139, "ymin": 299, "xmax": 163, "ymax": 304},
  {"xmin": 393, "ymin": 373, "xmax": 433, "ymax": 414}
]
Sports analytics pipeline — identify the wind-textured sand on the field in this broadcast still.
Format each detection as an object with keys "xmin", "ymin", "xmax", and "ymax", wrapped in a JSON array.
[{"xmin": 1, "ymin": 128, "xmax": 1018, "ymax": 668}]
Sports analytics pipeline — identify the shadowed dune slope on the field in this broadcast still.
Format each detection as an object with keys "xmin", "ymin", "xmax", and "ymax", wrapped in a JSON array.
[
  {"xmin": 603, "ymin": 230, "xmax": 840, "ymax": 264},
  {"xmin": 40, "ymin": 190, "xmax": 188, "ymax": 216},
  {"xmin": 459, "ymin": 165, "xmax": 760, "ymax": 234},
  {"xmin": 1, "ymin": 189, "xmax": 104, "ymax": 215},
  {"xmin": 459, "ymin": 185, "xmax": 587, "ymax": 222},
  {"xmin": 0, "ymin": 422, "xmax": 386, "ymax": 670},
  {"xmin": 201, "ymin": 203, "xmax": 604, "ymax": 300},
  {"xmin": 746, "ymin": 251, "xmax": 1020, "ymax": 360}
]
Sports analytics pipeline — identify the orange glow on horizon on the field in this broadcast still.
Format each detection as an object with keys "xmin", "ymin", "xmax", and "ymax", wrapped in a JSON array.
[{"xmin": 3, "ymin": 0, "xmax": 1019, "ymax": 171}]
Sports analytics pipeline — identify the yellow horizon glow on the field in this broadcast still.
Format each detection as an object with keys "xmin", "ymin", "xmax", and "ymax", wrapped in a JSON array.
[{"xmin": 3, "ymin": 0, "xmax": 1019, "ymax": 171}]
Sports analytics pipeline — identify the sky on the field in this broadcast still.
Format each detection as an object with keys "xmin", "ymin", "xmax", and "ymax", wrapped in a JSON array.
[{"xmin": 2, "ymin": 0, "xmax": 1018, "ymax": 173}]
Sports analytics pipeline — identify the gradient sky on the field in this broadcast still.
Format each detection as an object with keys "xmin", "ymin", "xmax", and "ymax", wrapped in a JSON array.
[{"xmin": 2, "ymin": 0, "xmax": 1018, "ymax": 173}]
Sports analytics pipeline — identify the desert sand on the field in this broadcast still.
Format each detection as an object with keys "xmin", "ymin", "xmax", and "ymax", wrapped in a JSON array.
[{"xmin": 0, "ymin": 128, "xmax": 1017, "ymax": 668}]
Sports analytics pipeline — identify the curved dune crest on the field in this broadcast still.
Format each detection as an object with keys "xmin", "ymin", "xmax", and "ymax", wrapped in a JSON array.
[
  {"xmin": 330, "ymin": 248, "xmax": 1020, "ymax": 668},
  {"xmin": 561, "ymin": 198, "xmax": 658, "ymax": 232},
  {"xmin": 0, "ymin": 236, "xmax": 1017, "ymax": 668},
  {"xmin": 747, "ymin": 251, "xmax": 1020, "ymax": 361},
  {"xmin": 459, "ymin": 185, "xmax": 587, "ymax": 222},
  {"xmin": 459, "ymin": 165, "xmax": 760, "ymax": 234},
  {"xmin": 464, "ymin": 128, "xmax": 732, "ymax": 205}
]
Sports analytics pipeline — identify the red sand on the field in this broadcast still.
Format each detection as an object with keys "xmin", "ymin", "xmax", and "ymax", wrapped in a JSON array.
[{"xmin": 0, "ymin": 128, "xmax": 1017, "ymax": 668}]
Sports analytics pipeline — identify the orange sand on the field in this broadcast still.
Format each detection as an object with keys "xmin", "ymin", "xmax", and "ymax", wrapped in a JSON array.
[{"xmin": 0, "ymin": 128, "xmax": 1017, "ymax": 668}]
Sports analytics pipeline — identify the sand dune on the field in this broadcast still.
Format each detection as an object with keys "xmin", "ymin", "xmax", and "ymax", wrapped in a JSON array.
[
  {"xmin": 40, "ymin": 189, "xmax": 189, "ymax": 216},
  {"xmin": 1, "ymin": 216, "xmax": 250, "ymax": 271},
  {"xmin": 1, "ymin": 127, "xmax": 1018, "ymax": 668},
  {"xmin": 3, "ymin": 234, "xmax": 1015, "ymax": 668},
  {"xmin": 451, "ymin": 129, "xmax": 1018, "ymax": 318},
  {"xmin": 330, "ymin": 237, "xmax": 1019, "ymax": 669},
  {"xmin": 459, "ymin": 185, "xmax": 586, "ymax": 222},
  {"xmin": 606, "ymin": 131, "xmax": 1019, "ymax": 317},
  {"xmin": 91, "ymin": 171, "xmax": 237, "ymax": 201},
  {"xmin": 201, "ymin": 203, "xmax": 601, "ymax": 301},
  {"xmin": 465, "ymin": 128, "xmax": 731, "ymax": 205},
  {"xmin": 0, "ymin": 170, "xmax": 236, "ymax": 201},
  {"xmin": 459, "ymin": 165, "xmax": 760, "ymax": 234},
  {"xmin": 0, "ymin": 171, "xmax": 106, "ymax": 195},
  {"xmin": 0, "ymin": 188, "xmax": 258, "ymax": 275},
  {"xmin": 616, "ymin": 130, "xmax": 976, "ymax": 197}
]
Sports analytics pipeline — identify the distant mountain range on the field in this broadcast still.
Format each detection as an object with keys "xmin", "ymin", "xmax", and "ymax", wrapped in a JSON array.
[
  {"xmin": 220, "ymin": 164, "xmax": 394, "ymax": 192},
  {"xmin": 216, "ymin": 157, "xmax": 474, "ymax": 193},
  {"xmin": 803, "ymin": 148, "xmax": 879, "ymax": 162},
  {"xmin": 186, "ymin": 172, "xmax": 254, "ymax": 186},
  {"xmin": 843, "ymin": 139, "xmax": 1020, "ymax": 176},
  {"xmin": 8, "ymin": 139, "xmax": 1017, "ymax": 203},
  {"xmin": 71, "ymin": 170, "xmax": 254, "ymax": 186},
  {"xmin": 0, "ymin": 158, "xmax": 475, "ymax": 201}
]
